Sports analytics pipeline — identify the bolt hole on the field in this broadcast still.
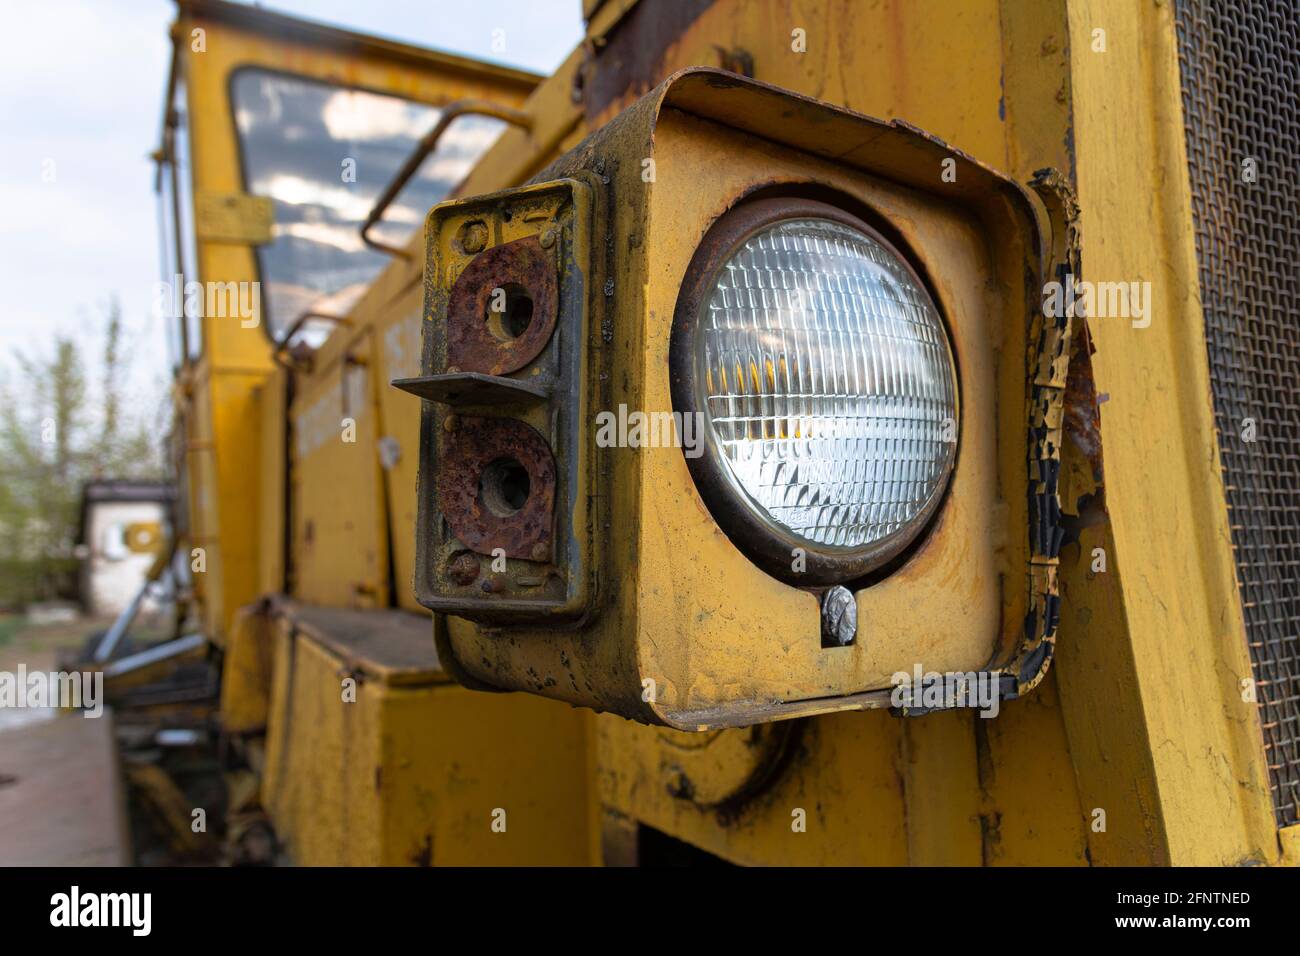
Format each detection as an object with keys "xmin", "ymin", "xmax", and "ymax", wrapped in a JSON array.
[
  {"xmin": 479, "ymin": 457, "xmax": 531, "ymax": 517},
  {"xmin": 486, "ymin": 283, "xmax": 534, "ymax": 341}
]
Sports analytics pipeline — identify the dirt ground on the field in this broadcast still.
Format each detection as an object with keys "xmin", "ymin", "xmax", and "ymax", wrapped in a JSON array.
[
  {"xmin": 0, "ymin": 611, "xmax": 175, "ymax": 663},
  {"xmin": 0, "ymin": 613, "xmax": 105, "ymax": 665},
  {"xmin": 0, "ymin": 610, "xmax": 231, "ymax": 865}
]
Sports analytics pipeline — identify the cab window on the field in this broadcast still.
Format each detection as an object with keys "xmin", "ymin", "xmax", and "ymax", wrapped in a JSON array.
[{"xmin": 231, "ymin": 69, "xmax": 504, "ymax": 340}]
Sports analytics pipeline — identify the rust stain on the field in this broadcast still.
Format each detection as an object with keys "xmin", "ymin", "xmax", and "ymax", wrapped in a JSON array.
[
  {"xmin": 1063, "ymin": 319, "xmax": 1104, "ymax": 485},
  {"xmin": 438, "ymin": 415, "xmax": 556, "ymax": 562},
  {"xmin": 447, "ymin": 235, "xmax": 557, "ymax": 376},
  {"xmin": 580, "ymin": 0, "xmax": 717, "ymax": 122}
]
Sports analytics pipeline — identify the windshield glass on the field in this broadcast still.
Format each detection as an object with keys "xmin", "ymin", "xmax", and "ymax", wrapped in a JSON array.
[{"xmin": 231, "ymin": 69, "xmax": 504, "ymax": 341}]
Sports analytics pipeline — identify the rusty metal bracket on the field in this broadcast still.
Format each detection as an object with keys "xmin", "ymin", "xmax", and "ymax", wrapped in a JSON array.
[
  {"xmin": 392, "ymin": 371, "xmax": 548, "ymax": 405},
  {"xmin": 895, "ymin": 171, "xmax": 1079, "ymax": 719},
  {"xmin": 1008, "ymin": 168, "xmax": 1080, "ymax": 699},
  {"xmin": 401, "ymin": 176, "xmax": 602, "ymax": 624},
  {"xmin": 272, "ymin": 311, "xmax": 351, "ymax": 373},
  {"xmin": 360, "ymin": 100, "xmax": 533, "ymax": 259},
  {"xmin": 447, "ymin": 235, "xmax": 559, "ymax": 374},
  {"xmin": 892, "ymin": 169, "xmax": 1079, "ymax": 717},
  {"xmin": 439, "ymin": 416, "xmax": 556, "ymax": 562}
]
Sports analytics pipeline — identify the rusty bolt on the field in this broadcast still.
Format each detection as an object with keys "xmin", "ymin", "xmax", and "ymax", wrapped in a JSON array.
[
  {"xmin": 530, "ymin": 543, "xmax": 548, "ymax": 562},
  {"xmin": 480, "ymin": 576, "xmax": 503, "ymax": 594},
  {"xmin": 443, "ymin": 414, "xmax": 458, "ymax": 433},
  {"xmin": 459, "ymin": 221, "xmax": 487, "ymax": 254},
  {"xmin": 821, "ymin": 586, "xmax": 858, "ymax": 647},
  {"xmin": 448, "ymin": 552, "xmax": 480, "ymax": 586},
  {"xmin": 539, "ymin": 227, "xmax": 556, "ymax": 249}
]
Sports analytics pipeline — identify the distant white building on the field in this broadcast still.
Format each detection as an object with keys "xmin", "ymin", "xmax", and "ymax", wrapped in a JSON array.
[{"xmin": 77, "ymin": 481, "xmax": 173, "ymax": 617}]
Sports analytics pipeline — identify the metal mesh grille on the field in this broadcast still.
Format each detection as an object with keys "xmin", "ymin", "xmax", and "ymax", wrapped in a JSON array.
[{"xmin": 1175, "ymin": 0, "xmax": 1300, "ymax": 828}]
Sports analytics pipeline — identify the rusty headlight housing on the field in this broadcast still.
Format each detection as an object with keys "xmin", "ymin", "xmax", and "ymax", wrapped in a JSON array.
[
  {"xmin": 672, "ymin": 197, "xmax": 958, "ymax": 584},
  {"xmin": 408, "ymin": 70, "xmax": 1070, "ymax": 730}
]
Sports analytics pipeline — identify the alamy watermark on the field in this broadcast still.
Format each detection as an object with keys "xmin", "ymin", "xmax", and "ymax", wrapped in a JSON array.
[
  {"xmin": 50, "ymin": 886, "xmax": 150, "ymax": 936},
  {"xmin": 0, "ymin": 665, "xmax": 103, "ymax": 718},
  {"xmin": 153, "ymin": 273, "xmax": 261, "ymax": 329},
  {"xmin": 890, "ymin": 664, "xmax": 1000, "ymax": 718},
  {"xmin": 595, "ymin": 404, "xmax": 706, "ymax": 458},
  {"xmin": 1042, "ymin": 273, "xmax": 1151, "ymax": 328}
]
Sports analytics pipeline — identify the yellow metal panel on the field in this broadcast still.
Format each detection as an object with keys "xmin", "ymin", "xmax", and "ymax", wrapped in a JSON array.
[
  {"xmin": 290, "ymin": 332, "xmax": 388, "ymax": 608},
  {"xmin": 212, "ymin": 369, "xmax": 268, "ymax": 544},
  {"xmin": 599, "ymin": 711, "xmax": 910, "ymax": 865},
  {"xmin": 1056, "ymin": 518, "xmax": 1170, "ymax": 864},
  {"xmin": 441, "ymin": 82, "xmax": 1040, "ymax": 728},
  {"xmin": 1062, "ymin": 0, "xmax": 1276, "ymax": 865},
  {"xmin": 193, "ymin": 189, "xmax": 274, "ymax": 245},
  {"xmin": 221, "ymin": 603, "xmax": 273, "ymax": 734},
  {"xmin": 901, "ymin": 710, "xmax": 984, "ymax": 866},
  {"xmin": 259, "ymin": 615, "xmax": 293, "ymax": 829},
  {"xmin": 636, "ymin": 112, "xmax": 1014, "ymax": 710},
  {"xmin": 175, "ymin": 3, "xmax": 540, "ymax": 639},
  {"xmin": 202, "ymin": 368, "xmax": 267, "ymax": 635},
  {"xmin": 254, "ymin": 368, "xmax": 286, "ymax": 596},
  {"xmin": 373, "ymin": 297, "xmax": 426, "ymax": 612},
  {"xmin": 1282, "ymin": 824, "xmax": 1300, "ymax": 865},
  {"xmin": 979, "ymin": 673, "xmax": 1088, "ymax": 865},
  {"xmin": 587, "ymin": 0, "xmax": 1008, "ymax": 168},
  {"xmin": 184, "ymin": 362, "xmax": 224, "ymax": 636},
  {"xmin": 261, "ymin": 616, "xmax": 595, "ymax": 865},
  {"xmin": 377, "ymin": 685, "xmax": 595, "ymax": 865},
  {"xmin": 264, "ymin": 635, "xmax": 380, "ymax": 865}
]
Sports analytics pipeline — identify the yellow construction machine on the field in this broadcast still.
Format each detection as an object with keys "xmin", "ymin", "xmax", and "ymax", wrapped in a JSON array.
[{"xmin": 101, "ymin": 0, "xmax": 1299, "ymax": 866}]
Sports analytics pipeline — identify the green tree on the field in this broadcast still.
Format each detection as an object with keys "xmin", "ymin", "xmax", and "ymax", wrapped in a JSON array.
[{"xmin": 0, "ymin": 300, "xmax": 165, "ymax": 606}]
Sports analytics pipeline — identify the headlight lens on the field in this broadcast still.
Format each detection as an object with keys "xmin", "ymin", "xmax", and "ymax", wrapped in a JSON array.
[{"xmin": 676, "ymin": 199, "xmax": 957, "ymax": 582}]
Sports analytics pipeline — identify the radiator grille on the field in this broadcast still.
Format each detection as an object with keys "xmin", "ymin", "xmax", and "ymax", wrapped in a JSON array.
[{"xmin": 1174, "ymin": 0, "xmax": 1300, "ymax": 828}]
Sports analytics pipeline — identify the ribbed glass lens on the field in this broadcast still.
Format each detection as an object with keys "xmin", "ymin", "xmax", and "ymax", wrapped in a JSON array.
[{"xmin": 696, "ymin": 217, "xmax": 957, "ymax": 551}]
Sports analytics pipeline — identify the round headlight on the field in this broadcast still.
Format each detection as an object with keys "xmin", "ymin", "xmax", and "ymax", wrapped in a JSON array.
[{"xmin": 670, "ymin": 197, "xmax": 958, "ymax": 585}]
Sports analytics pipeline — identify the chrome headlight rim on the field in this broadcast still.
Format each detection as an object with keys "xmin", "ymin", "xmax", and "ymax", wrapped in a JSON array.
[{"xmin": 669, "ymin": 194, "xmax": 960, "ymax": 587}]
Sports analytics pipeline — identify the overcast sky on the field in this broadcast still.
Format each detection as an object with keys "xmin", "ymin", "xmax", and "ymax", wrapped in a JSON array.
[{"xmin": 0, "ymin": 0, "xmax": 582, "ymax": 392}]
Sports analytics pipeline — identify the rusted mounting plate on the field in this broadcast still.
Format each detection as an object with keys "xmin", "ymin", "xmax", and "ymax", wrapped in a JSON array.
[
  {"xmin": 392, "ymin": 372, "xmax": 547, "ymax": 406},
  {"xmin": 439, "ymin": 415, "xmax": 556, "ymax": 561},
  {"xmin": 447, "ymin": 235, "xmax": 558, "ymax": 375},
  {"xmin": 412, "ymin": 175, "xmax": 598, "ymax": 623}
]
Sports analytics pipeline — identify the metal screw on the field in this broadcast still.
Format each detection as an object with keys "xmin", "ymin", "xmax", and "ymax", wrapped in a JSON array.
[
  {"xmin": 821, "ymin": 586, "xmax": 857, "ymax": 647},
  {"xmin": 460, "ymin": 221, "xmax": 487, "ymax": 254},
  {"xmin": 530, "ymin": 543, "xmax": 548, "ymax": 561},
  {"xmin": 539, "ymin": 227, "xmax": 556, "ymax": 249},
  {"xmin": 443, "ymin": 414, "xmax": 458, "ymax": 432},
  {"xmin": 448, "ymin": 552, "xmax": 479, "ymax": 586}
]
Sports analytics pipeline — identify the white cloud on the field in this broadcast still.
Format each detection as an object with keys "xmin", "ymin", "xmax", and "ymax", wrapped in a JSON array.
[
  {"xmin": 0, "ymin": 0, "xmax": 581, "ymax": 380},
  {"xmin": 321, "ymin": 90, "xmax": 431, "ymax": 142}
]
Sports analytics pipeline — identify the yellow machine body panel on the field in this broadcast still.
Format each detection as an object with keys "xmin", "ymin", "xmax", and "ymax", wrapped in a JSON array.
[
  {"xmin": 376, "ymin": 302, "xmax": 426, "ymax": 613},
  {"xmin": 259, "ymin": 604, "xmax": 596, "ymax": 865},
  {"xmin": 164, "ymin": 0, "xmax": 598, "ymax": 867},
  {"xmin": 412, "ymin": 0, "xmax": 1289, "ymax": 865},
  {"xmin": 173, "ymin": 0, "xmax": 540, "ymax": 640},
  {"xmin": 290, "ymin": 330, "xmax": 388, "ymax": 608},
  {"xmin": 149, "ymin": 0, "xmax": 1297, "ymax": 867}
]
